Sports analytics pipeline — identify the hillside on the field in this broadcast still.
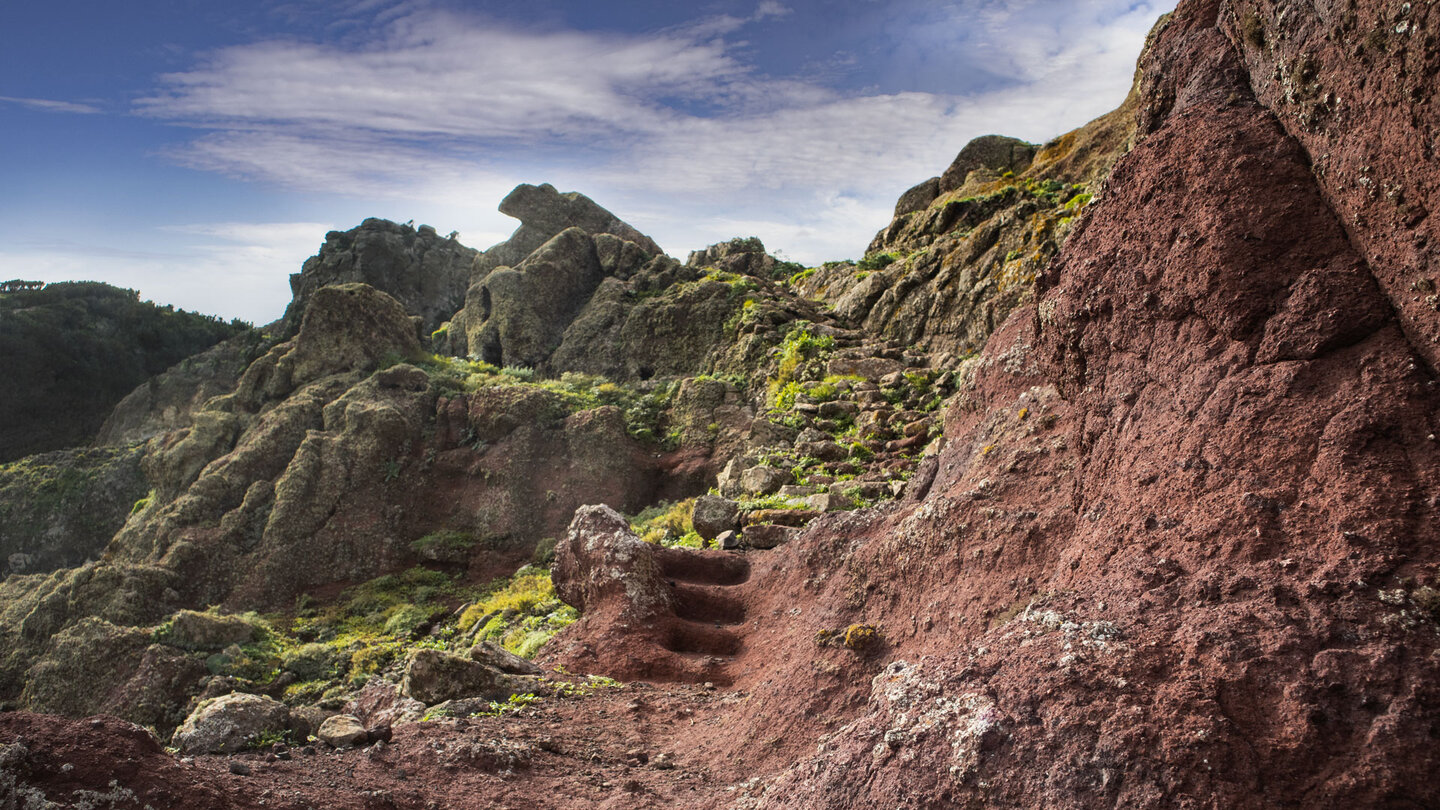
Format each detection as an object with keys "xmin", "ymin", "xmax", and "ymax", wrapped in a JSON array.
[
  {"xmin": 1, "ymin": 0, "xmax": 1438, "ymax": 807},
  {"xmin": 0, "ymin": 281, "xmax": 249, "ymax": 462}
]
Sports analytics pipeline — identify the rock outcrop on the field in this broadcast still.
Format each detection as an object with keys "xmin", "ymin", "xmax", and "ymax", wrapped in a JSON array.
[
  {"xmin": 443, "ymin": 184, "xmax": 668, "ymax": 362},
  {"xmin": 473, "ymin": 183, "xmax": 662, "ymax": 278},
  {"xmin": 793, "ymin": 70, "xmax": 1141, "ymax": 358},
  {"xmin": 95, "ymin": 331, "xmax": 273, "ymax": 447},
  {"xmin": 281, "ymin": 219, "xmax": 478, "ymax": 338},
  {"xmin": 697, "ymin": 2, "xmax": 1440, "ymax": 806}
]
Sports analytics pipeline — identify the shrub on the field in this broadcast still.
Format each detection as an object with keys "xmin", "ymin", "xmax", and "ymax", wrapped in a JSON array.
[{"xmin": 856, "ymin": 252, "xmax": 899, "ymax": 272}]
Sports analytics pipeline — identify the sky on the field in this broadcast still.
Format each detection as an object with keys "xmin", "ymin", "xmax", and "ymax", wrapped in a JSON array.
[{"xmin": 0, "ymin": 0, "xmax": 1175, "ymax": 325}]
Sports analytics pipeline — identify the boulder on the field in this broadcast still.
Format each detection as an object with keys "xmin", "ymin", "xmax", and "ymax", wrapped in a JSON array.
[
  {"xmin": 345, "ymin": 679, "xmax": 426, "ymax": 728},
  {"xmin": 470, "ymin": 641, "xmax": 543, "ymax": 675},
  {"xmin": 400, "ymin": 649, "xmax": 539, "ymax": 705},
  {"xmin": 739, "ymin": 466, "xmax": 793, "ymax": 496},
  {"xmin": 316, "ymin": 714, "xmax": 368, "ymax": 749},
  {"xmin": 552, "ymin": 505, "xmax": 672, "ymax": 621},
  {"xmin": 549, "ymin": 505, "xmax": 748, "ymax": 684},
  {"xmin": 691, "ymin": 495, "xmax": 741, "ymax": 542},
  {"xmin": 172, "ymin": 693, "xmax": 290, "ymax": 755},
  {"xmin": 744, "ymin": 524, "xmax": 799, "ymax": 550}
]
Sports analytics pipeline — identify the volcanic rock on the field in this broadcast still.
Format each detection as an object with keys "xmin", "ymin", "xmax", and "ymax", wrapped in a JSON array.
[
  {"xmin": 281, "ymin": 218, "xmax": 478, "ymax": 338},
  {"xmin": 400, "ymin": 649, "xmax": 540, "ymax": 705},
  {"xmin": 549, "ymin": 504, "xmax": 748, "ymax": 683},
  {"xmin": 691, "ymin": 495, "xmax": 741, "ymax": 542},
  {"xmin": 316, "ymin": 714, "xmax": 367, "ymax": 749}
]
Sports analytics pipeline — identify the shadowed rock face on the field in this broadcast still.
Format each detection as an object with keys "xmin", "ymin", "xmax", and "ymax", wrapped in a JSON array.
[
  {"xmin": 282, "ymin": 219, "xmax": 478, "ymax": 338},
  {"xmin": 937, "ymin": 134, "xmax": 1038, "ymax": 193}
]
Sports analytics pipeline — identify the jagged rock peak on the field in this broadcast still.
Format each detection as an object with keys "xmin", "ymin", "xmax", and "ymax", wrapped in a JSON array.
[
  {"xmin": 939, "ymin": 134, "xmax": 1038, "ymax": 193},
  {"xmin": 686, "ymin": 236, "xmax": 778, "ymax": 278},
  {"xmin": 281, "ymin": 218, "xmax": 477, "ymax": 338},
  {"xmin": 476, "ymin": 183, "xmax": 664, "ymax": 276}
]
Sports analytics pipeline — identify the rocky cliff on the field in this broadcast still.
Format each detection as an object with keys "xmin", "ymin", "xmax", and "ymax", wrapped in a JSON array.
[{"xmin": 2, "ymin": 0, "xmax": 1438, "ymax": 807}]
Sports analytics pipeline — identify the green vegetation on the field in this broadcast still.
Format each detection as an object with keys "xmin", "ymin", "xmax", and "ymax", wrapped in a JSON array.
[
  {"xmin": 767, "ymin": 323, "xmax": 836, "ymax": 409},
  {"xmin": 422, "ymin": 358, "xmax": 681, "ymax": 448},
  {"xmin": 628, "ymin": 499, "xmax": 704, "ymax": 547},
  {"xmin": 0, "ymin": 281, "xmax": 249, "ymax": 461},
  {"xmin": 457, "ymin": 566, "xmax": 578, "ymax": 658},
  {"xmin": 409, "ymin": 529, "xmax": 478, "ymax": 559},
  {"xmin": 856, "ymin": 252, "xmax": 899, "ymax": 272}
]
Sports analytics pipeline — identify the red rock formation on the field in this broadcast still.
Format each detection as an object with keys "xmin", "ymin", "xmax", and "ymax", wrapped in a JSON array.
[{"xmin": 688, "ymin": 1, "xmax": 1440, "ymax": 806}]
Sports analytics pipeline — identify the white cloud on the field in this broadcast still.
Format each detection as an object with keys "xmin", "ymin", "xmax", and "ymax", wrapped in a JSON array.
[
  {"xmin": 131, "ymin": 0, "xmax": 1174, "ymax": 278},
  {"xmin": 0, "ymin": 96, "xmax": 102, "ymax": 114}
]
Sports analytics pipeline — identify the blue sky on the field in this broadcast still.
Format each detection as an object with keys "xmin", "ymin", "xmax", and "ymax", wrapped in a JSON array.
[{"xmin": 0, "ymin": 0, "xmax": 1174, "ymax": 324}]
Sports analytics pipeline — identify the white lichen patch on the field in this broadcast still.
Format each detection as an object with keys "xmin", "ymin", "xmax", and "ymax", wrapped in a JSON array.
[{"xmin": 868, "ymin": 661, "xmax": 1004, "ymax": 781}]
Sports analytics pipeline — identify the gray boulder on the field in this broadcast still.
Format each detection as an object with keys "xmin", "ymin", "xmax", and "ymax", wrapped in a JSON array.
[
  {"xmin": 172, "ymin": 693, "xmax": 290, "ymax": 754},
  {"xmin": 740, "ymin": 466, "xmax": 793, "ymax": 496},
  {"xmin": 691, "ymin": 495, "xmax": 741, "ymax": 542},
  {"xmin": 400, "ymin": 648, "xmax": 541, "ymax": 705},
  {"xmin": 316, "ymin": 714, "xmax": 368, "ymax": 749}
]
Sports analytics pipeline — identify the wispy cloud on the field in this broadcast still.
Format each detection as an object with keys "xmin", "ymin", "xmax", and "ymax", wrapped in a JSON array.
[
  {"xmin": 0, "ymin": 96, "xmax": 102, "ymax": 114},
  {"xmin": 136, "ymin": 0, "xmax": 1172, "ymax": 266}
]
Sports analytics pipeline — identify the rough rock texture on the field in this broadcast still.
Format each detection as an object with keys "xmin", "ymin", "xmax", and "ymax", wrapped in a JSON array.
[
  {"xmin": 17, "ymin": 616, "xmax": 207, "ymax": 736},
  {"xmin": 0, "ymin": 446, "xmax": 148, "ymax": 576},
  {"xmin": 0, "ymin": 713, "xmax": 239, "ymax": 810},
  {"xmin": 548, "ymin": 505, "xmax": 750, "ymax": 684},
  {"xmin": 937, "ymin": 134, "xmax": 1038, "ymax": 193},
  {"xmin": 690, "ymin": 495, "xmax": 740, "ymax": 542},
  {"xmin": 473, "ymin": 183, "xmax": 662, "ymax": 278},
  {"xmin": 96, "ymin": 331, "xmax": 273, "ymax": 447},
  {"xmin": 0, "ymin": 282, "xmax": 244, "ymax": 462},
  {"xmin": 443, "ymin": 184, "xmax": 669, "ymax": 361},
  {"xmin": 464, "ymin": 227, "xmax": 605, "ymax": 369},
  {"xmin": 400, "ymin": 649, "xmax": 540, "ymax": 705},
  {"xmin": 707, "ymin": 2, "xmax": 1440, "ymax": 806},
  {"xmin": 687, "ymin": 237, "xmax": 779, "ymax": 278},
  {"xmin": 172, "ymin": 693, "xmax": 290, "ymax": 755},
  {"xmin": 1219, "ymin": 0, "xmax": 1440, "ymax": 374},
  {"xmin": 281, "ymin": 219, "xmax": 478, "ymax": 338},
  {"xmin": 316, "ymin": 714, "xmax": 368, "ymax": 748},
  {"xmin": 162, "ymin": 610, "xmax": 261, "ymax": 650}
]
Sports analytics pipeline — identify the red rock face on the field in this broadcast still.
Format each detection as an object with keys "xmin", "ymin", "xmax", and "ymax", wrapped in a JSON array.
[
  {"xmin": 1221, "ymin": 0, "xmax": 1440, "ymax": 372},
  {"xmin": 712, "ymin": 1, "xmax": 1440, "ymax": 806}
]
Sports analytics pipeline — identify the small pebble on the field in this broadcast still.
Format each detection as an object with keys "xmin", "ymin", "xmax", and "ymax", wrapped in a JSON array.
[{"xmin": 229, "ymin": 761, "xmax": 251, "ymax": 776}]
